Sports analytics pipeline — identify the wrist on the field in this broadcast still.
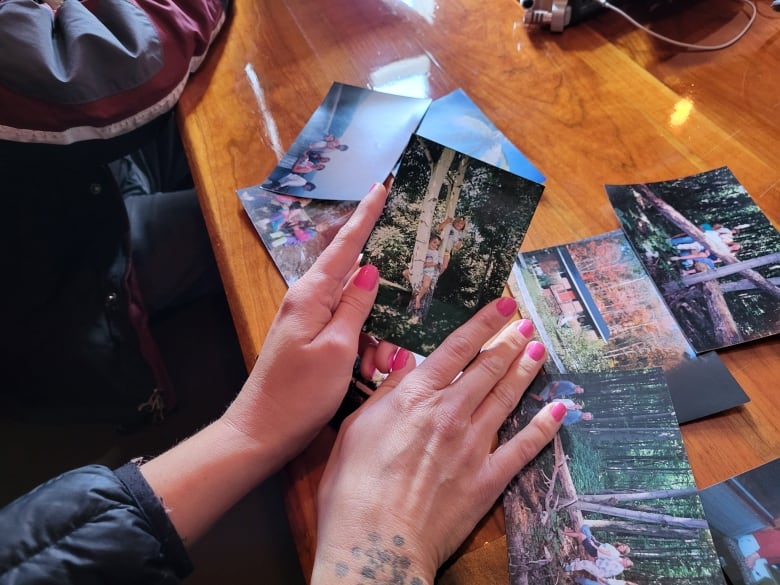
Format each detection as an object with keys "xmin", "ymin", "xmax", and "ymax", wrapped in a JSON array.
[{"xmin": 311, "ymin": 532, "xmax": 434, "ymax": 585}]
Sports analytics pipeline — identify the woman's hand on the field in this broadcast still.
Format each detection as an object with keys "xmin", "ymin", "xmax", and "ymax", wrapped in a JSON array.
[
  {"xmin": 141, "ymin": 181, "xmax": 418, "ymax": 547},
  {"xmin": 312, "ymin": 299, "xmax": 565, "ymax": 585},
  {"xmin": 221, "ymin": 181, "xmax": 410, "ymax": 472}
]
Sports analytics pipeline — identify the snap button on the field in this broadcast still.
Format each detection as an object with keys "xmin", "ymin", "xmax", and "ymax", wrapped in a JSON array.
[{"xmin": 105, "ymin": 292, "xmax": 119, "ymax": 309}]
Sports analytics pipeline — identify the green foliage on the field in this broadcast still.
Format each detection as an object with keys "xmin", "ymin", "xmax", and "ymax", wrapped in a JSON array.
[{"xmin": 366, "ymin": 284, "xmax": 473, "ymax": 354}]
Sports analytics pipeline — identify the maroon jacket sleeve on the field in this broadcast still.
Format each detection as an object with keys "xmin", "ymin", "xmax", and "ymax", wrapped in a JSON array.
[{"xmin": 0, "ymin": 0, "xmax": 227, "ymax": 145}]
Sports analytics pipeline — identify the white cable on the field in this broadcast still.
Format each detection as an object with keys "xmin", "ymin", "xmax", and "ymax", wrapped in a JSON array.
[{"xmin": 595, "ymin": 0, "xmax": 757, "ymax": 51}]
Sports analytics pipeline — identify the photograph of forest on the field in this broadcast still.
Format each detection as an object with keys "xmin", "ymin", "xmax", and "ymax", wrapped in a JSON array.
[
  {"xmin": 361, "ymin": 135, "xmax": 544, "ymax": 356},
  {"xmin": 700, "ymin": 457, "xmax": 780, "ymax": 585},
  {"xmin": 259, "ymin": 82, "xmax": 430, "ymax": 201},
  {"xmin": 237, "ymin": 187, "xmax": 358, "ymax": 285},
  {"xmin": 508, "ymin": 230, "xmax": 748, "ymax": 423},
  {"xmin": 500, "ymin": 370, "xmax": 724, "ymax": 585},
  {"xmin": 605, "ymin": 166, "xmax": 780, "ymax": 353}
]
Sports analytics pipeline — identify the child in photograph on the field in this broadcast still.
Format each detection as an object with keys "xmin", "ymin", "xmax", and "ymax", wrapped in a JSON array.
[
  {"xmin": 552, "ymin": 398, "xmax": 593, "ymax": 426},
  {"xmin": 564, "ymin": 524, "xmax": 631, "ymax": 561},
  {"xmin": 410, "ymin": 234, "xmax": 442, "ymax": 310},
  {"xmin": 528, "ymin": 379, "xmax": 585, "ymax": 402},
  {"xmin": 436, "ymin": 216, "xmax": 467, "ymax": 272},
  {"xmin": 307, "ymin": 133, "xmax": 349, "ymax": 154},
  {"xmin": 565, "ymin": 555, "xmax": 634, "ymax": 580},
  {"xmin": 292, "ymin": 156, "xmax": 326, "ymax": 174},
  {"xmin": 262, "ymin": 172, "xmax": 317, "ymax": 192}
]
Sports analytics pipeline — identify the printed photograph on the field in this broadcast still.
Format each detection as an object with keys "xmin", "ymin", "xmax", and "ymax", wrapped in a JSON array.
[
  {"xmin": 259, "ymin": 82, "xmax": 431, "ymax": 201},
  {"xmin": 605, "ymin": 166, "xmax": 780, "ymax": 353},
  {"xmin": 237, "ymin": 187, "xmax": 358, "ymax": 285},
  {"xmin": 500, "ymin": 370, "xmax": 724, "ymax": 585},
  {"xmin": 361, "ymin": 135, "xmax": 544, "ymax": 356},
  {"xmin": 509, "ymin": 230, "xmax": 748, "ymax": 423},
  {"xmin": 699, "ymin": 457, "xmax": 780, "ymax": 585},
  {"xmin": 416, "ymin": 88, "xmax": 546, "ymax": 184}
]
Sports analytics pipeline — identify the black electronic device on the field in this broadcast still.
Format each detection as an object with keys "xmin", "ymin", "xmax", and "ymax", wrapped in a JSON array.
[
  {"xmin": 519, "ymin": 0, "xmax": 760, "ymax": 50},
  {"xmin": 519, "ymin": 0, "xmax": 609, "ymax": 32}
]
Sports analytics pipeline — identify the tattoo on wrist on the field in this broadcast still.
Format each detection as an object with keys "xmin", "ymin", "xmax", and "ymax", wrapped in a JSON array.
[{"xmin": 333, "ymin": 532, "xmax": 424, "ymax": 585}]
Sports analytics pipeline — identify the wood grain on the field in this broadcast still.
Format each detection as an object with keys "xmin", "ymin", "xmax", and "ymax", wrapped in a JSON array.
[{"xmin": 177, "ymin": 0, "xmax": 780, "ymax": 579}]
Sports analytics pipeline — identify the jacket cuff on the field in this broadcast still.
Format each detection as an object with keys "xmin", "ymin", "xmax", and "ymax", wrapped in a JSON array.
[{"xmin": 114, "ymin": 461, "xmax": 194, "ymax": 579}]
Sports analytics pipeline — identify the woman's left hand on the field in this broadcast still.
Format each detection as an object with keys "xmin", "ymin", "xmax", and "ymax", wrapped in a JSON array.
[{"xmin": 221, "ymin": 181, "xmax": 413, "ymax": 471}]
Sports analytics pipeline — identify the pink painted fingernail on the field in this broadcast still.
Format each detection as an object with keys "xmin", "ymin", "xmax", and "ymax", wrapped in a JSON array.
[
  {"xmin": 354, "ymin": 265, "xmax": 378, "ymax": 291},
  {"xmin": 527, "ymin": 341, "xmax": 546, "ymax": 362},
  {"xmin": 370, "ymin": 182, "xmax": 383, "ymax": 191},
  {"xmin": 517, "ymin": 319, "xmax": 534, "ymax": 338},
  {"xmin": 388, "ymin": 348, "xmax": 411, "ymax": 372},
  {"xmin": 551, "ymin": 401, "xmax": 567, "ymax": 422},
  {"xmin": 497, "ymin": 297, "xmax": 517, "ymax": 317}
]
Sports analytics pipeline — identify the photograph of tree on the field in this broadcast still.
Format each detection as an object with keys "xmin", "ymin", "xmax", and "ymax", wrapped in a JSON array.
[
  {"xmin": 258, "ymin": 82, "xmax": 430, "ymax": 201},
  {"xmin": 237, "ymin": 187, "xmax": 358, "ymax": 285},
  {"xmin": 500, "ymin": 370, "xmax": 724, "ymax": 585},
  {"xmin": 699, "ymin": 457, "xmax": 780, "ymax": 585},
  {"xmin": 361, "ymin": 135, "xmax": 544, "ymax": 356},
  {"xmin": 509, "ymin": 230, "xmax": 748, "ymax": 423},
  {"xmin": 605, "ymin": 166, "xmax": 780, "ymax": 353}
]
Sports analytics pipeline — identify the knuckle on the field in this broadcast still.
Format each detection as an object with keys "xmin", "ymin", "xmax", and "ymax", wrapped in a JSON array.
[
  {"xmin": 432, "ymin": 402, "xmax": 467, "ymax": 439},
  {"xmin": 490, "ymin": 381, "xmax": 519, "ymax": 413},
  {"xmin": 443, "ymin": 332, "xmax": 477, "ymax": 364}
]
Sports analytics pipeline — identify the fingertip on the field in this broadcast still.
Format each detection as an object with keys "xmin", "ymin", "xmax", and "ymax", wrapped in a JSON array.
[
  {"xmin": 353, "ymin": 264, "xmax": 379, "ymax": 291},
  {"xmin": 388, "ymin": 347, "xmax": 413, "ymax": 374},
  {"xmin": 496, "ymin": 297, "xmax": 518, "ymax": 317},
  {"xmin": 526, "ymin": 341, "xmax": 546, "ymax": 362},
  {"xmin": 550, "ymin": 401, "xmax": 567, "ymax": 422}
]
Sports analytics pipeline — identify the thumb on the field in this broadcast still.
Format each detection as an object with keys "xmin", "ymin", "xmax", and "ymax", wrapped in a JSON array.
[{"xmin": 326, "ymin": 264, "xmax": 379, "ymax": 340}]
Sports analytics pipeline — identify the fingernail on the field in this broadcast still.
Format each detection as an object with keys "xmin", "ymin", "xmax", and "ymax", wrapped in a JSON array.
[
  {"xmin": 354, "ymin": 265, "xmax": 378, "ymax": 291},
  {"xmin": 388, "ymin": 348, "xmax": 410, "ymax": 372},
  {"xmin": 517, "ymin": 319, "xmax": 534, "ymax": 338},
  {"xmin": 527, "ymin": 341, "xmax": 546, "ymax": 361},
  {"xmin": 497, "ymin": 297, "xmax": 517, "ymax": 317},
  {"xmin": 370, "ymin": 182, "xmax": 382, "ymax": 191},
  {"xmin": 551, "ymin": 401, "xmax": 567, "ymax": 422}
]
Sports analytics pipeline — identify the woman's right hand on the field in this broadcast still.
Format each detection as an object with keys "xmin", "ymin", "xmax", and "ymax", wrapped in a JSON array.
[{"xmin": 312, "ymin": 299, "xmax": 565, "ymax": 585}]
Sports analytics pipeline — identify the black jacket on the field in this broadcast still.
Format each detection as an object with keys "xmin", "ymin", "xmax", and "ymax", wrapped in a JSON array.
[{"xmin": 0, "ymin": 464, "xmax": 192, "ymax": 584}]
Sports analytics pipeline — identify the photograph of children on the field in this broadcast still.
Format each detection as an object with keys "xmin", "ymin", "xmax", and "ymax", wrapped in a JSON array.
[
  {"xmin": 699, "ymin": 457, "xmax": 780, "ymax": 585},
  {"xmin": 361, "ymin": 135, "xmax": 544, "ymax": 356},
  {"xmin": 508, "ymin": 230, "xmax": 748, "ymax": 423},
  {"xmin": 260, "ymin": 82, "xmax": 431, "ymax": 201},
  {"xmin": 499, "ymin": 370, "xmax": 724, "ymax": 585},
  {"xmin": 605, "ymin": 166, "xmax": 780, "ymax": 353},
  {"xmin": 237, "ymin": 187, "xmax": 358, "ymax": 285},
  {"xmin": 416, "ymin": 88, "xmax": 546, "ymax": 184}
]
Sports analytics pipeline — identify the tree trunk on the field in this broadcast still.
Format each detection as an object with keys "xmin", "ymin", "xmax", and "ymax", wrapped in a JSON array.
[
  {"xmin": 438, "ymin": 155, "xmax": 467, "ymax": 253},
  {"xmin": 584, "ymin": 519, "xmax": 702, "ymax": 540},
  {"xmin": 577, "ymin": 488, "xmax": 699, "ymax": 503},
  {"xmin": 634, "ymin": 184, "xmax": 780, "ymax": 301},
  {"xmin": 700, "ymin": 279, "xmax": 741, "ymax": 346},
  {"xmin": 573, "ymin": 501, "xmax": 709, "ymax": 528},
  {"xmin": 409, "ymin": 143, "xmax": 455, "ymax": 290}
]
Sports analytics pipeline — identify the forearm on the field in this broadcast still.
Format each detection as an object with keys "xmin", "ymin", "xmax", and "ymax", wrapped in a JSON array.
[{"xmin": 140, "ymin": 416, "xmax": 276, "ymax": 546}]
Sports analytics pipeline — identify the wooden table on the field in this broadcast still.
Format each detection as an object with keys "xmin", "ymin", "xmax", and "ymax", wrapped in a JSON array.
[{"xmin": 177, "ymin": 0, "xmax": 780, "ymax": 578}]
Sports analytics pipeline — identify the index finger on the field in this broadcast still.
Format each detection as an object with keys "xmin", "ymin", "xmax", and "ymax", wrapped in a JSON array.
[
  {"xmin": 410, "ymin": 297, "xmax": 519, "ymax": 390},
  {"xmin": 304, "ymin": 182, "xmax": 388, "ymax": 288}
]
